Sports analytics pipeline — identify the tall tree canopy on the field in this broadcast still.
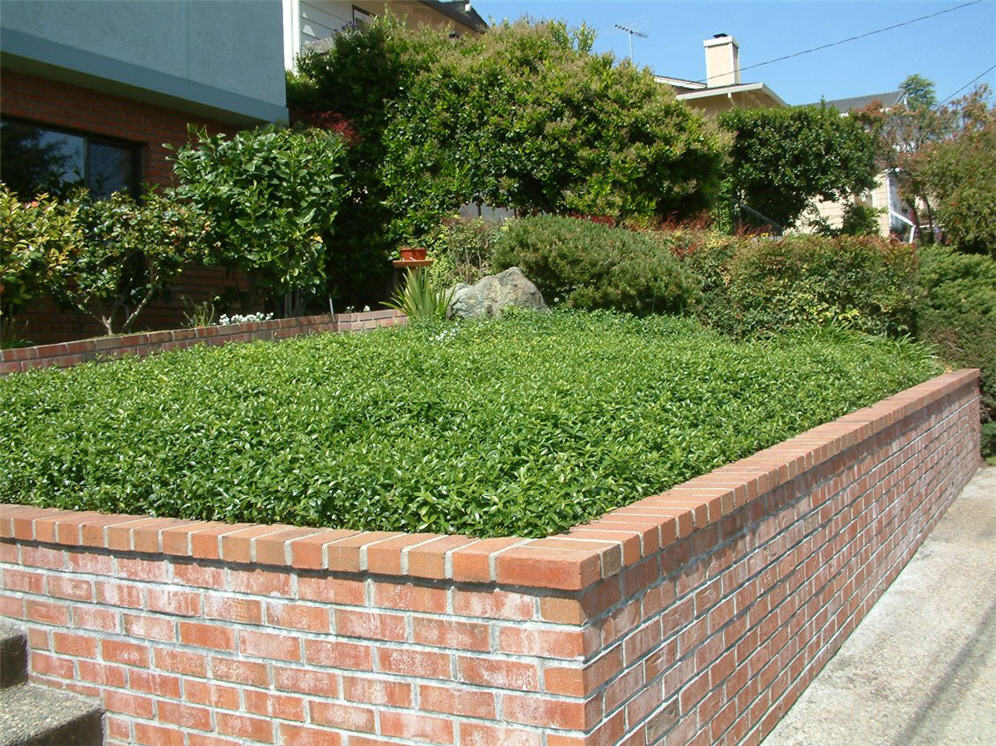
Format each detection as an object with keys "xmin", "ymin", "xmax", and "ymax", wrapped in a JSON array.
[
  {"xmin": 717, "ymin": 105, "xmax": 878, "ymax": 230},
  {"xmin": 289, "ymin": 16, "xmax": 725, "ymax": 267},
  {"xmin": 856, "ymin": 75, "xmax": 994, "ymax": 246},
  {"xmin": 379, "ymin": 20, "xmax": 726, "ymax": 237}
]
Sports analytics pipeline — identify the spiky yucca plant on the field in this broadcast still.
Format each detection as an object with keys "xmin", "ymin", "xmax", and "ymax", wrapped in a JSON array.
[{"xmin": 383, "ymin": 269, "xmax": 455, "ymax": 322}]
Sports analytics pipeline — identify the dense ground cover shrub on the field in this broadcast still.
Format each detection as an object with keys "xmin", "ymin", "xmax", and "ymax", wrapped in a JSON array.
[
  {"xmin": 915, "ymin": 245, "xmax": 996, "ymax": 459},
  {"xmin": 0, "ymin": 312, "xmax": 938, "ymax": 537},
  {"xmin": 494, "ymin": 215, "xmax": 700, "ymax": 315},
  {"xmin": 677, "ymin": 233, "xmax": 918, "ymax": 338}
]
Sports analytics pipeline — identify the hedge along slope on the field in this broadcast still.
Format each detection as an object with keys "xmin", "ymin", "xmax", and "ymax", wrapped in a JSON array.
[{"xmin": 0, "ymin": 312, "xmax": 939, "ymax": 538}]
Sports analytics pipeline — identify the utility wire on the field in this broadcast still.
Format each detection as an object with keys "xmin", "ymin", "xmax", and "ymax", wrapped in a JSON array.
[
  {"xmin": 692, "ymin": 0, "xmax": 982, "ymax": 83},
  {"xmin": 940, "ymin": 62, "xmax": 996, "ymax": 103}
]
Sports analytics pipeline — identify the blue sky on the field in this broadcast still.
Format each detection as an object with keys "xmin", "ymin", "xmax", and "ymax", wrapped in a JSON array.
[{"xmin": 470, "ymin": 1, "xmax": 996, "ymax": 105}]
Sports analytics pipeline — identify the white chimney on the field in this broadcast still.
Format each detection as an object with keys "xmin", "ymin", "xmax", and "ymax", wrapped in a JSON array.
[{"xmin": 704, "ymin": 34, "xmax": 741, "ymax": 88}]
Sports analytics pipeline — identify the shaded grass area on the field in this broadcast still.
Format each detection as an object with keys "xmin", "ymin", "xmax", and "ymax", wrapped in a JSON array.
[{"xmin": 0, "ymin": 311, "xmax": 940, "ymax": 538}]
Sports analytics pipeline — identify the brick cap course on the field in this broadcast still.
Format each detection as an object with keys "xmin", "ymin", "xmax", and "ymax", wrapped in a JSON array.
[{"xmin": 0, "ymin": 369, "xmax": 980, "ymax": 592}]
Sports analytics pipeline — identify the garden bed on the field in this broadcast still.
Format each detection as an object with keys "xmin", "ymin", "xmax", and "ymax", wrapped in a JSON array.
[{"xmin": 0, "ymin": 311, "xmax": 940, "ymax": 538}]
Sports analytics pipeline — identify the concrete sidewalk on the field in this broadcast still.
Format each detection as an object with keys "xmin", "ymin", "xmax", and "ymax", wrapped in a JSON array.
[{"xmin": 763, "ymin": 465, "xmax": 996, "ymax": 746}]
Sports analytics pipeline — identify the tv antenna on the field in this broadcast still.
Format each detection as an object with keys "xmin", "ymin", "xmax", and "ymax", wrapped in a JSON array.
[{"xmin": 614, "ymin": 24, "xmax": 648, "ymax": 62}]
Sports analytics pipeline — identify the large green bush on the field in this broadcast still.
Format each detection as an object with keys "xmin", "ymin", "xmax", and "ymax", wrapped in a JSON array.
[
  {"xmin": 171, "ymin": 126, "xmax": 350, "ymax": 315},
  {"xmin": 0, "ymin": 312, "xmax": 938, "ymax": 537},
  {"xmin": 382, "ymin": 20, "xmax": 725, "ymax": 237},
  {"xmin": 915, "ymin": 245, "xmax": 996, "ymax": 458},
  {"xmin": 290, "ymin": 15, "xmax": 724, "ymax": 283},
  {"xmin": 918, "ymin": 121, "xmax": 996, "ymax": 257},
  {"xmin": 677, "ymin": 234, "xmax": 918, "ymax": 338},
  {"xmin": 493, "ymin": 215, "xmax": 701, "ymax": 315},
  {"xmin": 718, "ymin": 106, "xmax": 878, "ymax": 230}
]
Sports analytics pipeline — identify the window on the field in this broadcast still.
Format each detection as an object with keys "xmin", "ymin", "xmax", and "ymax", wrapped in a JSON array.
[
  {"xmin": 0, "ymin": 117, "xmax": 140, "ymax": 200},
  {"xmin": 352, "ymin": 6, "xmax": 375, "ymax": 25}
]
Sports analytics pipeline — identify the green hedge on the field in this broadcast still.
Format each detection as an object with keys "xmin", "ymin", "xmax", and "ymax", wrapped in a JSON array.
[
  {"xmin": 676, "ymin": 233, "xmax": 918, "ymax": 338},
  {"xmin": 493, "ymin": 215, "xmax": 701, "ymax": 315},
  {"xmin": 0, "ymin": 312, "xmax": 938, "ymax": 538},
  {"xmin": 915, "ymin": 245, "xmax": 996, "ymax": 459}
]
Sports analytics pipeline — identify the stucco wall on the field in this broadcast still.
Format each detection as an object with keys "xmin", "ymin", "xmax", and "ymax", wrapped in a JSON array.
[{"xmin": 1, "ymin": 0, "xmax": 286, "ymax": 123}]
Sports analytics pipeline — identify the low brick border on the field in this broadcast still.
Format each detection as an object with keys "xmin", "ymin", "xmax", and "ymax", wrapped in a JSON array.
[
  {"xmin": 0, "ymin": 370, "xmax": 981, "ymax": 744},
  {"xmin": 0, "ymin": 309, "xmax": 405, "ymax": 375}
]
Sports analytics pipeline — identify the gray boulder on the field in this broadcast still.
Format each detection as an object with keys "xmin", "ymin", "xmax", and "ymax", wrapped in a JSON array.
[{"xmin": 448, "ymin": 267, "xmax": 547, "ymax": 319}]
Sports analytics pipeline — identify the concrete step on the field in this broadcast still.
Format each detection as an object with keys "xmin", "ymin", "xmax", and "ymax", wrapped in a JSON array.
[
  {"xmin": 0, "ymin": 621, "xmax": 28, "ymax": 688},
  {"xmin": 0, "ymin": 683, "xmax": 104, "ymax": 746},
  {"xmin": 0, "ymin": 620, "xmax": 104, "ymax": 746}
]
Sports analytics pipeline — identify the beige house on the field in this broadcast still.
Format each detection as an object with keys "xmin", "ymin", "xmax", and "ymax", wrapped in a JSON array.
[
  {"xmin": 804, "ymin": 92, "xmax": 913, "ymax": 240},
  {"xmin": 282, "ymin": 0, "xmax": 486, "ymax": 69},
  {"xmin": 659, "ymin": 35, "xmax": 909, "ymax": 238},
  {"xmin": 657, "ymin": 35, "xmax": 787, "ymax": 116}
]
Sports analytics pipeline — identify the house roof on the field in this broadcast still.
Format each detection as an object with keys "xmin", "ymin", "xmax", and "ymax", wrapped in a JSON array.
[
  {"xmin": 676, "ymin": 81, "xmax": 788, "ymax": 109},
  {"xmin": 810, "ymin": 91, "xmax": 905, "ymax": 113},
  {"xmin": 654, "ymin": 75, "xmax": 707, "ymax": 93},
  {"xmin": 420, "ymin": 1, "xmax": 488, "ymax": 33}
]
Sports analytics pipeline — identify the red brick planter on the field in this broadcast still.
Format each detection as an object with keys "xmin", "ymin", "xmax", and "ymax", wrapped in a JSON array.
[
  {"xmin": 0, "ymin": 370, "xmax": 981, "ymax": 745},
  {"xmin": 0, "ymin": 310, "xmax": 405, "ymax": 376}
]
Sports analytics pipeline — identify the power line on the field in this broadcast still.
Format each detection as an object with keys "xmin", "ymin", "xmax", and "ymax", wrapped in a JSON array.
[
  {"xmin": 693, "ymin": 0, "xmax": 983, "ymax": 83},
  {"xmin": 940, "ymin": 63, "xmax": 996, "ymax": 103}
]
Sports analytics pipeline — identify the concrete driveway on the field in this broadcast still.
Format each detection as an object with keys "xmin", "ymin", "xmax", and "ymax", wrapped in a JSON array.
[{"xmin": 763, "ymin": 465, "xmax": 996, "ymax": 746}]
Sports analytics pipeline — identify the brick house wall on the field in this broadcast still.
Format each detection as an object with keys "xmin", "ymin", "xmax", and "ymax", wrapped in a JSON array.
[
  {"xmin": 1, "ymin": 68, "xmax": 251, "ymax": 344},
  {"xmin": 0, "ymin": 370, "xmax": 981, "ymax": 745}
]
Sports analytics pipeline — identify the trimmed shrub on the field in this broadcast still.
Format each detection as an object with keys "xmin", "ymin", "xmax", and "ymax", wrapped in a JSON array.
[
  {"xmin": 0, "ymin": 311, "xmax": 938, "ymax": 538},
  {"xmin": 171, "ymin": 125, "xmax": 350, "ymax": 316},
  {"xmin": 493, "ymin": 215, "xmax": 701, "ymax": 315},
  {"xmin": 677, "ymin": 234, "xmax": 918, "ymax": 338},
  {"xmin": 915, "ymin": 245, "xmax": 996, "ymax": 458}
]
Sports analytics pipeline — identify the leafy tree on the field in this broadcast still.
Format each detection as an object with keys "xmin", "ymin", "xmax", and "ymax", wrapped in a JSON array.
[
  {"xmin": 856, "ymin": 76, "xmax": 993, "ymax": 242},
  {"xmin": 290, "ymin": 15, "xmax": 724, "ymax": 295},
  {"xmin": 717, "ymin": 105, "xmax": 878, "ymax": 230},
  {"xmin": 47, "ymin": 190, "xmax": 207, "ymax": 336},
  {"xmin": 290, "ymin": 13, "xmax": 446, "ymax": 304},
  {"xmin": 381, "ymin": 20, "xmax": 725, "ymax": 237},
  {"xmin": 171, "ymin": 126, "xmax": 350, "ymax": 315},
  {"xmin": 0, "ymin": 185, "xmax": 82, "ymax": 343},
  {"xmin": 919, "ymin": 120, "xmax": 996, "ymax": 257}
]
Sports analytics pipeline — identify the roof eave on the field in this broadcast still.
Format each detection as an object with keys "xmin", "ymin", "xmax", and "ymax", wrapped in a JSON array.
[{"xmin": 676, "ymin": 82, "xmax": 788, "ymax": 108}]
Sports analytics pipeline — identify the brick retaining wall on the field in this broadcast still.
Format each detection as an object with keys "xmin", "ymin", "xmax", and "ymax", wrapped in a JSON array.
[
  {"xmin": 0, "ymin": 370, "xmax": 981, "ymax": 745},
  {"xmin": 0, "ymin": 310, "xmax": 405, "ymax": 375}
]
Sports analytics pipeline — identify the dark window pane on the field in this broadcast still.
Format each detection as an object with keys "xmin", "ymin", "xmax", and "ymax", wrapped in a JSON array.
[
  {"xmin": 87, "ymin": 141, "xmax": 135, "ymax": 199},
  {"xmin": 0, "ymin": 119, "xmax": 84, "ymax": 199},
  {"xmin": 0, "ymin": 118, "xmax": 137, "ymax": 200}
]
